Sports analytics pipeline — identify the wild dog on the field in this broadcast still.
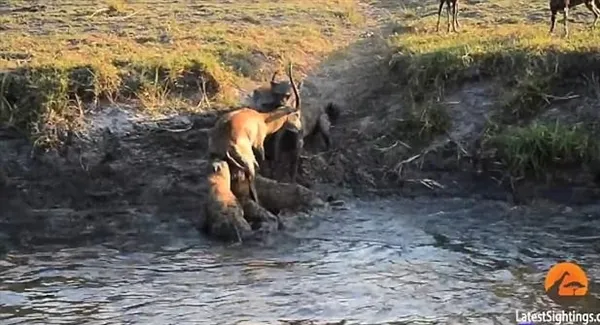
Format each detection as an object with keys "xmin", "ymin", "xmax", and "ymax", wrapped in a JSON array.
[
  {"xmin": 249, "ymin": 70, "xmax": 304, "ymax": 111},
  {"xmin": 202, "ymin": 159, "xmax": 253, "ymax": 243},
  {"xmin": 229, "ymin": 166, "xmax": 283, "ymax": 231},
  {"xmin": 264, "ymin": 101, "xmax": 341, "ymax": 183},
  {"xmin": 255, "ymin": 62, "xmax": 305, "ymax": 181},
  {"xmin": 208, "ymin": 65, "xmax": 301, "ymax": 202},
  {"xmin": 436, "ymin": 0, "xmax": 460, "ymax": 33},
  {"xmin": 550, "ymin": 0, "xmax": 600, "ymax": 36}
]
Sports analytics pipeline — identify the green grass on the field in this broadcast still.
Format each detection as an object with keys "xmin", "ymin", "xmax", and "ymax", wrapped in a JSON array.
[
  {"xmin": 0, "ymin": 0, "xmax": 365, "ymax": 148},
  {"xmin": 377, "ymin": 0, "xmax": 600, "ymax": 179},
  {"xmin": 387, "ymin": 25, "xmax": 600, "ymax": 119},
  {"xmin": 484, "ymin": 122, "xmax": 600, "ymax": 178}
]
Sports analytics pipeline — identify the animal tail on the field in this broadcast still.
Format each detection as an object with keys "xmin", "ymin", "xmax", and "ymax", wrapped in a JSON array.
[{"xmin": 325, "ymin": 102, "xmax": 341, "ymax": 125}]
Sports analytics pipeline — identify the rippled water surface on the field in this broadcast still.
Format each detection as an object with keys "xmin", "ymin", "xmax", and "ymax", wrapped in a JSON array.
[{"xmin": 1, "ymin": 197, "xmax": 600, "ymax": 324}]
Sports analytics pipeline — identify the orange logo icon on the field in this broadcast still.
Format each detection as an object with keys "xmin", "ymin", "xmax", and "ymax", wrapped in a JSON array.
[{"xmin": 544, "ymin": 262, "xmax": 588, "ymax": 298}]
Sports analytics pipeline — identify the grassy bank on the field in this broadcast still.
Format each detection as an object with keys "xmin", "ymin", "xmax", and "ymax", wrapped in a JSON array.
[
  {"xmin": 383, "ymin": 7, "xmax": 600, "ymax": 179},
  {"xmin": 0, "ymin": 0, "xmax": 364, "ymax": 147},
  {"xmin": 388, "ymin": 25, "xmax": 600, "ymax": 119}
]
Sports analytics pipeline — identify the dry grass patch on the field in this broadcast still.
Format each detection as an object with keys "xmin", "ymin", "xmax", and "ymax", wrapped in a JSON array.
[
  {"xmin": 0, "ymin": 0, "xmax": 365, "ymax": 148},
  {"xmin": 379, "ymin": 0, "xmax": 600, "ymax": 178}
]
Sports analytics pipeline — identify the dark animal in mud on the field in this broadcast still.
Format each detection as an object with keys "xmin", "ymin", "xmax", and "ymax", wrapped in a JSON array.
[
  {"xmin": 264, "ymin": 102, "xmax": 341, "ymax": 183},
  {"xmin": 436, "ymin": 0, "xmax": 460, "ymax": 33},
  {"xmin": 249, "ymin": 69, "xmax": 304, "ymax": 111},
  {"xmin": 254, "ymin": 175, "xmax": 326, "ymax": 215},
  {"xmin": 207, "ymin": 78, "xmax": 302, "ymax": 202},
  {"xmin": 254, "ymin": 62, "xmax": 305, "ymax": 183},
  {"xmin": 229, "ymin": 166, "xmax": 283, "ymax": 232},
  {"xmin": 549, "ymin": 0, "xmax": 600, "ymax": 36},
  {"xmin": 245, "ymin": 63, "xmax": 340, "ymax": 183},
  {"xmin": 202, "ymin": 159, "xmax": 253, "ymax": 243}
]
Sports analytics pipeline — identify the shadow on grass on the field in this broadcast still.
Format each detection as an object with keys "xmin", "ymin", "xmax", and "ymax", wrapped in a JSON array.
[{"xmin": 0, "ymin": 60, "xmax": 223, "ymax": 149}]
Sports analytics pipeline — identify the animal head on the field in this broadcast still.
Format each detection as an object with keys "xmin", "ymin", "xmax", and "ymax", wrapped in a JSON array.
[{"xmin": 269, "ymin": 70, "xmax": 304, "ymax": 109}]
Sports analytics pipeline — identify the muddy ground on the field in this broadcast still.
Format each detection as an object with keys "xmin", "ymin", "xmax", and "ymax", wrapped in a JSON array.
[
  {"xmin": 3, "ymin": 1, "xmax": 600, "ymax": 252},
  {"xmin": 2, "ymin": 34, "xmax": 599, "ymax": 254}
]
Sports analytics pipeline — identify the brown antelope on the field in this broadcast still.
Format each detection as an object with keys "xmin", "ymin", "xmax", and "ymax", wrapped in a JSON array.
[
  {"xmin": 202, "ymin": 159, "xmax": 253, "ymax": 243},
  {"xmin": 208, "ymin": 64, "xmax": 301, "ymax": 202},
  {"xmin": 550, "ymin": 0, "xmax": 600, "ymax": 36},
  {"xmin": 436, "ymin": 0, "xmax": 460, "ymax": 33}
]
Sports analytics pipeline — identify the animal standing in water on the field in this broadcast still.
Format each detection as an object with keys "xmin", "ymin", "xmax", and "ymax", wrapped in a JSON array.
[
  {"xmin": 229, "ymin": 167, "xmax": 283, "ymax": 231},
  {"xmin": 202, "ymin": 160, "xmax": 253, "ymax": 243},
  {"xmin": 249, "ymin": 63, "xmax": 340, "ymax": 183},
  {"xmin": 207, "ymin": 65, "xmax": 302, "ymax": 202}
]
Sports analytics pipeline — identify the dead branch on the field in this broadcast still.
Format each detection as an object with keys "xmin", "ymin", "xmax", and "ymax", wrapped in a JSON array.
[
  {"xmin": 405, "ymin": 178, "xmax": 445, "ymax": 190},
  {"xmin": 375, "ymin": 140, "xmax": 412, "ymax": 152},
  {"xmin": 393, "ymin": 153, "xmax": 421, "ymax": 175},
  {"xmin": 541, "ymin": 92, "xmax": 580, "ymax": 103}
]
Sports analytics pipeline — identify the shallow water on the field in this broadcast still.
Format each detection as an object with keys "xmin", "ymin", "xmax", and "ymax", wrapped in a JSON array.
[{"xmin": 1, "ymin": 197, "xmax": 600, "ymax": 325}]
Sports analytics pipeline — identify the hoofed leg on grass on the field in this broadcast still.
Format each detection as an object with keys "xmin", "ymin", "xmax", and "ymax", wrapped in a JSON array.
[
  {"xmin": 454, "ymin": 1, "xmax": 460, "ymax": 29},
  {"xmin": 446, "ymin": 2, "xmax": 451, "ymax": 33},
  {"xmin": 436, "ymin": 1, "xmax": 444, "ymax": 32},
  {"xmin": 585, "ymin": 1, "xmax": 600, "ymax": 29},
  {"xmin": 564, "ymin": 8, "xmax": 569, "ymax": 37},
  {"xmin": 550, "ymin": 9, "xmax": 557, "ymax": 34},
  {"xmin": 452, "ymin": 1, "xmax": 460, "ymax": 31}
]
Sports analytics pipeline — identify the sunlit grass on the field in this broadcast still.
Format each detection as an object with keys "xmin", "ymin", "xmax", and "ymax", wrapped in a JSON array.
[
  {"xmin": 381, "ymin": 0, "xmax": 600, "ymax": 178},
  {"xmin": 0, "ymin": 0, "xmax": 365, "ymax": 148},
  {"xmin": 485, "ymin": 122, "xmax": 600, "ymax": 178}
]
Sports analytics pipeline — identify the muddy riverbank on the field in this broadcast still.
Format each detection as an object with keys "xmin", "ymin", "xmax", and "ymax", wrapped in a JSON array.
[
  {"xmin": 4, "ymin": 2, "xmax": 600, "ymax": 250},
  {"xmin": 4, "ymin": 31, "xmax": 600, "ymax": 250}
]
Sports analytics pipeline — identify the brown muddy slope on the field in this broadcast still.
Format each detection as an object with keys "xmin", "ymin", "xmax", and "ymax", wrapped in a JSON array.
[{"xmin": 4, "ymin": 0, "xmax": 600, "ymax": 251}]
